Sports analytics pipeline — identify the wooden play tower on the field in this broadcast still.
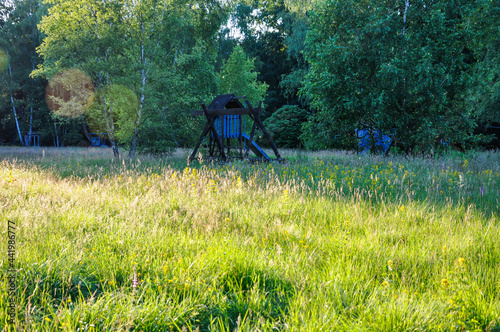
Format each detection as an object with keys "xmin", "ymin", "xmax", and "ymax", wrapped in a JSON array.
[{"xmin": 190, "ymin": 94, "xmax": 283, "ymax": 162}]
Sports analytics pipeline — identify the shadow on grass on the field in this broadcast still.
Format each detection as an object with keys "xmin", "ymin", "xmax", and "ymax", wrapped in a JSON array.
[{"xmin": 209, "ymin": 264, "xmax": 295, "ymax": 330}]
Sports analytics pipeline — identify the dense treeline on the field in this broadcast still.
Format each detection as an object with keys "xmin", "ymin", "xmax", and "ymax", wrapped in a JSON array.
[{"xmin": 1, "ymin": 0, "xmax": 499, "ymax": 155}]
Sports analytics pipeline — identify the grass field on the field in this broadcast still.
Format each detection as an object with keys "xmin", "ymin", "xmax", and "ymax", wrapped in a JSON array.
[{"xmin": 1, "ymin": 147, "xmax": 500, "ymax": 331}]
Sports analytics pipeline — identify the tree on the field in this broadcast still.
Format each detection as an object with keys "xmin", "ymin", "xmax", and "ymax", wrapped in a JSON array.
[
  {"xmin": 133, "ymin": 44, "xmax": 218, "ymax": 154},
  {"xmin": 302, "ymin": 0, "xmax": 480, "ymax": 153},
  {"xmin": 0, "ymin": 0, "xmax": 49, "ymax": 146},
  {"xmin": 263, "ymin": 105, "xmax": 309, "ymax": 148},
  {"xmin": 86, "ymin": 84, "xmax": 138, "ymax": 155},
  {"xmin": 467, "ymin": 0, "xmax": 500, "ymax": 127},
  {"xmin": 218, "ymin": 1, "xmax": 307, "ymax": 116},
  {"xmin": 218, "ymin": 45, "xmax": 268, "ymax": 106},
  {"xmin": 35, "ymin": 0, "xmax": 227, "ymax": 157}
]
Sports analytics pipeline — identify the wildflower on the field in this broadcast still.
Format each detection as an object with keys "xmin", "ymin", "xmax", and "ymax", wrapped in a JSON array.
[
  {"xmin": 45, "ymin": 317, "xmax": 51, "ymax": 322},
  {"xmin": 454, "ymin": 257, "xmax": 466, "ymax": 270},
  {"xmin": 441, "ymin": 279, "xmax": 450, "ymax": 287},
  {"xmin": 387, "ymin": 260, "xmax": 393, "ymax": 271},
  {"xmin": 382, "ymin": 280, "xmax": 389, "ymax": 287}
]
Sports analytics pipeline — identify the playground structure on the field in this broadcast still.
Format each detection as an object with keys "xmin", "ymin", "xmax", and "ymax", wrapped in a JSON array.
[
  {"xmin": 89, "ymin": 133, "xmax": 110, "ymax": 147},
  {"xmin": 24, "ymin": 131, "xmax": 40, "ymax": 147},
  {"xmin": 190, "ymin": 94, "xmax": 284, "ymax": 162}
]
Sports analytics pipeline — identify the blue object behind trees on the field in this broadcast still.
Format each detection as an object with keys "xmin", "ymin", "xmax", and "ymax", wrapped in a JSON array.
[{"xmin": 356, "ymin": 129, "xmax": 392, "ymax": 154}]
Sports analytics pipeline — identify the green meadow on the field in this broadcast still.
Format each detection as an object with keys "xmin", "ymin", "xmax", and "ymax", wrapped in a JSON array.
[{"xmin": 1, "ymin": 147, "xmax": 499, "ymax": 331}]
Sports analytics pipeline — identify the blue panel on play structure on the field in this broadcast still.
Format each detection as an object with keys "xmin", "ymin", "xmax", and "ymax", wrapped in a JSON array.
[{"xmin": 214, "ymin": 115, "xmax": 241, "ymax": 139}]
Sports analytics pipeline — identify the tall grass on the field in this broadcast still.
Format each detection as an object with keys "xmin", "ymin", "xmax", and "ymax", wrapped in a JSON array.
[{"xmin": 1, "ymin": 147, "xmax": 499, "ymax": 331}]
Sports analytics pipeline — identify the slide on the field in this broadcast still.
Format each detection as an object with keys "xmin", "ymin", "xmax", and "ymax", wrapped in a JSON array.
[{"xmin": 241, "ymin": 133, "xmax": 270, "ymax": 160}]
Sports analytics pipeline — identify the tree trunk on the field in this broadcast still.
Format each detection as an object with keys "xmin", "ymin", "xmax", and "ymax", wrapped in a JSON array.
[
  {"xmin": 402, "ymin": 0, "xmax": 409, "ymax": 36},
  {"xmin": 103, "ymin": 99, "xmax": 119, "ymax": 158},
  {"xmin": 5, "ymin": 62, "xmax": 24, "ymax": 146},
  {"xmin": 128, "ymin": 88, "xmax": 143, "ymax": 159},
  {"xmin": 129, "ymin": 23, "xmax": 146, "ymax": 160},
  {"xmin": 54, "ymin": 121, "xmax": 59, "ymax": 147},
  {"xmin": 28, "ymin": 60, "xmax": 35, "ymax": 146},
  {"xmin": 82, "ymin": 118, "xmax": 91, "ymax": 142},
  {"xmin": 28, "ymin": 106, "xmax": 33, "ymax": 146},
  {"xmin": 9, "ymin": 88, "xmax": 24, "ymax": 146}
]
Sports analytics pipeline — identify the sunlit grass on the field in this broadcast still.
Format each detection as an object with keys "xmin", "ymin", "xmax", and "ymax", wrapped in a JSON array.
[{"xmin": 1, "ymin": 147, "xmax": 499, "ymax": 331}]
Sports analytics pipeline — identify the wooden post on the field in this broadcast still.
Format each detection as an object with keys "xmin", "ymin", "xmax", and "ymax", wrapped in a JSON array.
[
  {"xmin": 190, "ymin": 117, "xmax": 214, "ymax": 161},
  {"xmin": 189, "ymin": 103, "xmax": 227, "ymax": 161},
  {"xmin": 203, "ymin": 103, "xmax": 226, "ymax": 161},
  {"xmin": 239, "ymin": 114, "xmax": 243, "ymax": 158},
  {"xmin": 246, "ymin": 100, "xmax": 281, "ymax": 159},
  {"xmin": 244, "ymin": 120, "xmax": 258, "ymax": 159}
]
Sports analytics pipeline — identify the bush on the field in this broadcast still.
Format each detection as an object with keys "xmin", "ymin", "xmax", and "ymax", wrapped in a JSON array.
[{"xmin": 263, "ymin": 105, "xmax": 309, "ymax": 148}]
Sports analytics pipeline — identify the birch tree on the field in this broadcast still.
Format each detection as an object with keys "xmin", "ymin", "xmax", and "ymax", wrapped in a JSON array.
[
  {"xmin": 35, "ymin": 0, "xmax": 226, "ymax": 157},
  {"xmin": 1, "ymin": 0, "xmax": 43, "ymax": 146}
]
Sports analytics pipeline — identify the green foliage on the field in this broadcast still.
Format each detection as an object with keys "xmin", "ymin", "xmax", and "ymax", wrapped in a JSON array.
[
  {"xmin": 225, "ymin": 1, "xmax": 310, "ymax": 117},
  {"xmin": 263, "ymin": 105, "xmax": 309, "ymax": 148},
  {"xmin": 0, "ymin": 0, "xmax": 51, "ymax": 146},
  {"xmin": 136, "ymin": 44, "xmax": 217, "ymax": 154},
  {"xmin": 467, "ymin": 0, "xmax": 500, "ymax": 126},
  {"xmin": 35, "ymin": 0, "xmax": 227, "ymax": 155},
  {"xmin": 218, "ymin": 45, "xmax": 268, "ymax": 106},
  {"xmin": 302, "ymin": 0, "xmax": 485, "ymax": 153},
  {"xmin": 86, "ymin": 84, "xmax": 138, "ymax": 144}
]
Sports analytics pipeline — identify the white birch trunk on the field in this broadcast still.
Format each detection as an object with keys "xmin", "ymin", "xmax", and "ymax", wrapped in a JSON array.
[
  {"xmin": 5, "ymin": 61, "xmax": 24, "ymax": 145},
  {"xmin": 54, "ymin": 121, "xmax": 59, "ymax": 147},
  {"xmin": 403, "ymin": 0, "xmax": 409, "ymax": 36},
  {"xmin": 129, "ymin": 22, "xmax": 146, "ymax": 160}
]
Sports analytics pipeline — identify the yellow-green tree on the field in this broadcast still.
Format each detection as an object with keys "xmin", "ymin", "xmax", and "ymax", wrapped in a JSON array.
[{"xmin": 218, "ymin": 45, "xmax": 268, "ymax": 106}]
